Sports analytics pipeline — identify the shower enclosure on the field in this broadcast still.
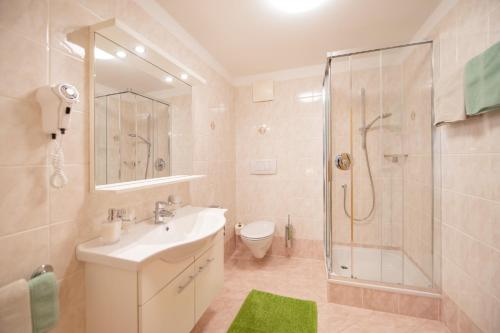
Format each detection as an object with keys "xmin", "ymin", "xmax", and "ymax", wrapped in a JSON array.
[
  {"xmin": 323, "ymin": 41, "xmax": 440, "ymax": 292},
  {"xmin": 94, "ymin": 91, "xmax": 171, "ymax": 185}
]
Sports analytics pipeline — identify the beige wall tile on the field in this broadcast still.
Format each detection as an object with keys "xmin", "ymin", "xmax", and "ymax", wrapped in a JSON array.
[
  {"xmin": 442, "ymin": 294, "xmax": 459, "ymax": 333},
  {"xmin": 437, "ymin": 2, "xmax": 500, "ymax": 322},
  {"xmin": 0, "ymin": 28, "xmax": 48, "ymax": 99},
  {"xmin": 398, "ymin": 294, "xmax": 440, "ymax": 320},
  {"xmin": 0, "ymin": 96, "xmax": 48, "ymax": 166},
  {"xmin": 0, "ymin": 228, "xmax": 49, "ymax": 286},
  {"xmin": 60, "ymin": 111, "xmax": 89, "ymax": 164},
  {"xmin": 0, "ymin": 0, "xmax": 49, "ymax": 45},
  {"xmin": 49, "ymin": 219, "xmax": 94, "ymax": 278},
  {"xmin": 0, "ymin": 166, "xmax": 49, "ymax": 236},
  {"xmin": 49, "ymin": 164, "xmax": 89, "ymax": 223}
]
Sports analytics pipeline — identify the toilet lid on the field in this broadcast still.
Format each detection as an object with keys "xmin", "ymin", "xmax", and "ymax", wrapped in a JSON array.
[{"xmin": 241, "ymin": 221, "xmax": 275, "ymax": 239}]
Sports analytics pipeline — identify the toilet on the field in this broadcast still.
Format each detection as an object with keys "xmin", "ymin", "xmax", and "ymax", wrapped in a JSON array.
[{"xmin": 240, "ymin": 221, "xmax": 275, "ymax": 258}]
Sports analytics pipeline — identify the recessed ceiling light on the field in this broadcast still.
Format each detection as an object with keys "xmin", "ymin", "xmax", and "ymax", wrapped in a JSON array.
[
  {"xmin": 94, "ymin": 47, "xmax": 114, "ymax": 60},
  {"xmin": 180, "ymin": 73, "xmax": 188, "ymax": 80},
  {"xmin": 116, "ymin": 50, "xmax": 127, "ymax": 58},
  {"xmin": 165, "ymin": 76, "xmax": 173, "ymax": 83},
  {"xmin": 135, "ymin": 45, "xmax": 145, "ymax": 53},
  {"xmin": 269, "ymin": 0, "xmax": 326, "ymax": 14}
]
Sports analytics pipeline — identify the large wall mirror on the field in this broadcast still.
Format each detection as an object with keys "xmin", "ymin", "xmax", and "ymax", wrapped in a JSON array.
[{"xmin": 83, "ymin": 19, "xmax": 204, "ymax": 191}]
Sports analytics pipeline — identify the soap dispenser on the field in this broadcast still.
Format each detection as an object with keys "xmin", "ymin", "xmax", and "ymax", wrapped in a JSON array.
[{"xmin": 101, "ymin": 208, "xmax": 123, "ymax": 244}]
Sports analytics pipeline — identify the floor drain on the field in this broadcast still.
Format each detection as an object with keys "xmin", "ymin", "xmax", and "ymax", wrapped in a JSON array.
[{"xmin": 340, "ymin": 265, "xmax": 349, "ymax": 270}]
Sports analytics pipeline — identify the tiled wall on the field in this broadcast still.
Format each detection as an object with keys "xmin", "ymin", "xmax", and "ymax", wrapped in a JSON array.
[
  {"xmin": 0, "ymin": 1, "xmax": 235, "ymax": 332},
  {"xmin": 430, "ymin": 0, "xmax": 500, "ymax": 332},
  {"xmin": 234, "ymin": 77, "xmax": 323, "ymax": 243}
]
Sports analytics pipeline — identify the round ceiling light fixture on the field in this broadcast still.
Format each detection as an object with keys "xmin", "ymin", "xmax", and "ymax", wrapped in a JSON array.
[{"xmin": 269, "ymin": 0, "xmax": 326, "ymax": 14}]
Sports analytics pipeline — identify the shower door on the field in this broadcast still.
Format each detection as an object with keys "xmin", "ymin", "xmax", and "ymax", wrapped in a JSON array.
[
  {"xmin": 324, "ymin": 42, "xmax": 437, "ymax": 289},
  {"xmin": 323, "ymin": 55, "xmax": 358, "ymax": 277}
]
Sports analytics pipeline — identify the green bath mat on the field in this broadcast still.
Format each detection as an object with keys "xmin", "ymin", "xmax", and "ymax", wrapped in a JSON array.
[{"xmin": 227, "ymin": 290, "xmax": 317, "ymax": 333}]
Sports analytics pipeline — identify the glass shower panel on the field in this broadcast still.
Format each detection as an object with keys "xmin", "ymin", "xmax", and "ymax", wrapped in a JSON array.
[
  {"xmin": 380, "ymin": 47, "xmax": 405, "ymax": 285},
  {"xmin": 330, "ymin": 56, "xmax": 354, "ymax": 278},
  {"xmin": 399, "ymin": 44, "xmax": 434, "ymax": 288},
  {"xmin": 349, "ymin": 51, "xmax": 384, "ymax": 282},
  {"xmin": 326, "ymin": 42, "xmax": 435, "ymax": 289},
  {"xmin": 323, "ymin": 59, "xmax": 333, "ymax": 273}
]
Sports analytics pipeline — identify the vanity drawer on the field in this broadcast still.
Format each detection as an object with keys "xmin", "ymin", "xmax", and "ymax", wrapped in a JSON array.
[
  {"xmin": 139, "ymin": 255, "xmax": 194, "ymax": 305},
  {"xmin": 139, "ymin": 263, "xmax": 196, "ymax": 333},
  {"xmin": 195, "ymin": 238, "xmax": 224, "ymax": 321}
]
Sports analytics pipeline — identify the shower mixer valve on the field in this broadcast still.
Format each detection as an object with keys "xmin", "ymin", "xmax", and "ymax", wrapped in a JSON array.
[{"xmin": 335, "ymin": 153, "xmax": 352, "ymax": 170}]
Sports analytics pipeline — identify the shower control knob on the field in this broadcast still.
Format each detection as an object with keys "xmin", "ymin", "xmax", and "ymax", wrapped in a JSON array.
[
  {"xmin": 335, "ymin": 153, "xmax": 352, "ymax": 171},
  {"xmin": 155, "ymin": 158, "xmax": 167, "ymax": 171}
]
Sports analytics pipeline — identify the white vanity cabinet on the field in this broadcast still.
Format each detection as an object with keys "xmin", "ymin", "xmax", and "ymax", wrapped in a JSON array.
[
  {"xmin": 84, "ymin": 231, "xmax": 224, "ymax": 333},
  {"xmin": 194, "ymin": 242, "xmax": 224, "ymax": 321}
]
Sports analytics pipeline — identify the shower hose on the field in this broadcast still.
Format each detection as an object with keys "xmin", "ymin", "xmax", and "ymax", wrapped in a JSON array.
[{"xmin": 342, "ymin": 146, "xmax": 375, "ymax": 223}]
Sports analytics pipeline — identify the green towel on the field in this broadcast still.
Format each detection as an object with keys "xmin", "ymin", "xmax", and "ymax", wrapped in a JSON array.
[
  {"xmin": 28, "ymin": 273, "xmax": 59, "ymax": 333},
  {"xmin": 464, "ymin": 41, "xmax": 500, "ymax": 116}
]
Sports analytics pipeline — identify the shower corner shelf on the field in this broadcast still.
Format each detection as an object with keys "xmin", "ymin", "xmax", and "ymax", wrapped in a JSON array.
[{"xmin": 95, "ymin": 175, "xmax": 206, "ymax": 193}]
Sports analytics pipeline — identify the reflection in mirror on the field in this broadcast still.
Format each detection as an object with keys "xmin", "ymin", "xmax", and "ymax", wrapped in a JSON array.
[{"xmin": 93, "ymin": 33, "xmax": 192, "ymax": 186}]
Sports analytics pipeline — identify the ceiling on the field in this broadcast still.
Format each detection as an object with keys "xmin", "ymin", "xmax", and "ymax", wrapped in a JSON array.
[{"xmin": 155, "ymin": 0, "xmax": 441, "ymax": 78}]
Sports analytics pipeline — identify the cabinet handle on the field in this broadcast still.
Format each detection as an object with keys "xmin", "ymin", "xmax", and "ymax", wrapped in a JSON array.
[
  {"xmin": 177, "ymin": 274, "xmax": 196, "ymax": 293},
  {"xmin": 198, "ymin": 257, "xmax": 215, "ymax": 272}
]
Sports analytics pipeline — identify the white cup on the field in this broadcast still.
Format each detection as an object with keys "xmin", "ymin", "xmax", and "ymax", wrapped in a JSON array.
[{"xmin": 101, "ymin": 220, "xmax": 122, "ymax": 244}]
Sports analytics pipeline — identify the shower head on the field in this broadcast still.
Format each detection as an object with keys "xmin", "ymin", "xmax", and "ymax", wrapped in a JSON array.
[{"xmin": 128, "ymin": 133, "xmax": 151, "ymax": 146}]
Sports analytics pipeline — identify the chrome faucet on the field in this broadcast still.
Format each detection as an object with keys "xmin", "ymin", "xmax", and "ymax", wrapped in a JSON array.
[{"xmin": 154, "ymin": 201, "xmax": 175, "ymax": 224}]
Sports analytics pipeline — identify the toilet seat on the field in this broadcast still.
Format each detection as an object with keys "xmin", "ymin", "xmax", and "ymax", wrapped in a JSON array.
[{"xmin": 240, "ymin": 221, "xmax": 275, "ymax": 240}]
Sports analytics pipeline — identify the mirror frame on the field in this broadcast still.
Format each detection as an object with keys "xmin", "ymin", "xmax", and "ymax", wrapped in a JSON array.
[{"xmin": 69, "ymin": 18, "xmax": 206, "ymax": 192}]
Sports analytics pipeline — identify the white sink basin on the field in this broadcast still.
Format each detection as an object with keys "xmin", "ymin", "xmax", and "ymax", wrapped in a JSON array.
[{"xmin": 76, "ymin": 206, "xmax": 227, "ymax": 271}]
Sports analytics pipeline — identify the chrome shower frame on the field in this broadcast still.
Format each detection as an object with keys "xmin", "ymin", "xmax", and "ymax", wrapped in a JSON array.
[{"xmin": 322, "ymin": 40, "xmax": 438, "ymax": 291}]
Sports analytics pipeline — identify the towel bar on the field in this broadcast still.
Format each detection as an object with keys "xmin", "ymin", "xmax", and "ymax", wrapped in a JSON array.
[{"xmin": 30, "ymin": 264, "xmax": 54, "ymax": 280}]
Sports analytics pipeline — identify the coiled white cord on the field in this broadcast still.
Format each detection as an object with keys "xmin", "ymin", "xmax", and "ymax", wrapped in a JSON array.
[{"xmin": 50, "ymin": 138, "xmax": 68, "ymax": 189}]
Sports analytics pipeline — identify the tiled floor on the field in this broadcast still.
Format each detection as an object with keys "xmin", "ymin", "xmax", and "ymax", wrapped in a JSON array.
[{"xmin": 192, "ymin": 250, "xmax": 450, "ymax": 333}]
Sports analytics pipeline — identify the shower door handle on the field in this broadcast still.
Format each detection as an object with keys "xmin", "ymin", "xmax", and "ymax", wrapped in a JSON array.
[{"xmin": 335, "ymin": 153, "xmax": 352, "ymax": 171}]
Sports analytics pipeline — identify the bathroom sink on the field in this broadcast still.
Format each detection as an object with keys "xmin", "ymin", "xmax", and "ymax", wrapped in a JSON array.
[{"xmin": 76, "ymin": 206, "xmax": 227, "ymax": 271}]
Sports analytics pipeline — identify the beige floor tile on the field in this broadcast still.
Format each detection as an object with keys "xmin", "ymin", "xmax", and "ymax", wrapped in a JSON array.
[{"xmin": 192, "ymin": 254, "xmax": 450, "ymax": 333}]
